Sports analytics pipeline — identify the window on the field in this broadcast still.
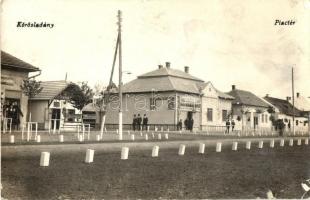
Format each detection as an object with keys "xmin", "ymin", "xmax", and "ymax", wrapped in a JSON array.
[
  {"xmin": 222, "ymin": 110, "xmax": 227, "ymax": 122},
  {"xmin": 168, "ymin": 97, "xmax": 175, "ymax": 110},
  {"xmin": 207, "ymin": 108, "xmax": 213, "ymax": 122},
  {"xmin": 150, "ymin": 98, "xmax": 156, "ymax": 111}
]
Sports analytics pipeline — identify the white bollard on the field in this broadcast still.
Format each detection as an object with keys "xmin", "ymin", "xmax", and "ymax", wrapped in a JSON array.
[
  {"xmin": 216, "ymin": 142, "xmax": 222, "ymax": 152},
  {"xmin": 87, "ymin": 127, "xmax": 90, "ymax": 140},
  {"xmin": 246, "ymin": 141, "xmax": 251, "ymax": 150},
  {"xmin": 289, "ymin": 139, "xmax": 294, "ymax": 146},
  {"xmin": 96, "ymin": 135, "xmax": 101, "ymax": 141},
  {"xmin": 152, "ymin": 132, "xmax": 155, "ymax": 138},
  {"xmin": 36, "ymin": 135, "xmax": 41, "ymax": 143},
  {"xmin": 147, "ymin": 126, "xmax": 150, "ymax": 132},
  {"xmin": 152, "ymin": 146, "xmax": 159, "ymax": 157},
  {"xmin": 131, "ymin": 134, "xmax": 135, "ymax": 141},
  {"xmin": 158, "ymin": 133, "xmax": 162, "ymax": 140},
  {"xmin": 178, "ymin": 144, "xmax": 186, "ymax": 155},
  {"xmin": 145, "ymin": 134, "xmax": 148, "ymax": 141},
  {"xmin": 85, "ymin": 149, "xmax": 95, "ymax": 163},
  {"xmin": 140, "ymin": 132, "xmax": 143, "ymax": 137},
  {"xmin": 232, "ymin": 142, "xmax": 238, "ymax": 151},
  {"xmin": 270, "ymin": 140, "xmax": 275, "ymax": 148},
  {"xmin": 164, "ymin": 133, "xmax": 169, "ymax": 140},
  {"xmin": 297, "ymin": 139, "xmax": 301, "ymax": 146},
  {"xmin": 121, "ymin": 147, "xmax": 129, "ymax": 160},
  {"xmin": 280, "ymin": 139, "xmax": 285, "ymax": 147},
  {"xmin": 9, "ymin": 135, "xmax": 15, "ymax": 143},
  {"xmin": 258, "ymin": 141, "xmax": 264, "ymax": 149},
  {"xmin": 22, "ymin": 125, "xmax": 25, "ymax": 140},
  {"xmin": 59, "ymin": 135, "xmax": 64, "ymax": 143},
  {"xmin": 305, "ymin": 138, "xmax": 309, "ymax": 145},
  {"xmin": 198, "ymin": 143, "xmax": 205, "ymax": 154},
  {"xmin": 78, "ymin": 135, "xmax": 84, "ymax": 142},
  {"xmin": 40, "ymin": 152, "xmax": 50, "ymax": 167}
]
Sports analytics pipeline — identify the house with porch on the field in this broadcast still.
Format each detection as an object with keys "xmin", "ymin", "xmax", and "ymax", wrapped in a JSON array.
[
  {"xmin": 29, "ymin": 80, "xmax": 82, "ymax": 130},
  {"xmin": 264, "ymin": 95, "xmax": 309, "ymax": 133},
  {"xmin": 290, "ymin": 92, "xmax": 310, "ymax": 133},
  {"xmin": 226, "ymin": 85, "xmax": 271, "ymax": 131},
  {"xmin": 105, "ymin": 62, "xmax": 233, "ymax": 131},
  {"xmin": 1, "ymin": 51, "xmax": 41, "ymax": 130}
]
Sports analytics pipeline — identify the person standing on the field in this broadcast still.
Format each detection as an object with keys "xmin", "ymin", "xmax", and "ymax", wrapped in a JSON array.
[
  {"xmin": 184, "ymin": 118, "xmax": 188, "ymax": 130},
  {"xmin": 177, "ymin": 119, "xmax": 183, "ymax": 131},
  {"xmin": 231, "ymin": 119, "xmax": 235, "ymax": 132},
  {"xmin": 226, "ymin": 119, "xmax": 231, "ymax": 134},
  {"xmin": 132, "ymin": 114, "xmax": 137, "ymax": 131},
  {"xmin": 12, "ymin": 102, "xmax": 23, "ymax": 130},
  {"xmin": 188, "ymin": 118, "xmax": 194, "ymax": 132},
  {"xmin": 142, "ymin": 114, "xmax": 148, "ymax": 131},
  {"xmin": 137, "ymin": 114, "xmax": 142, "ymax": 131}
]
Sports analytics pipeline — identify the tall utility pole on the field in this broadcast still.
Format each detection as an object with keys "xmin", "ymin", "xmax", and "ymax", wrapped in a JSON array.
[
  {"xmin": 117, "ymin": 10, "xmax": 123, "ymax": 140},
  {"xmin": 292, "ymin": 67, "xmax": 295, "ymax": 136}
]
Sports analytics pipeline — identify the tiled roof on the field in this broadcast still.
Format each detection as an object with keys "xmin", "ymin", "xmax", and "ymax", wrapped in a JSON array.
[
  {"xmin": 227, "ymin": 89, "xmax": 269, "ymax": 108},
  {"xmin": 264, "ymin": 96, "xmax": 303, "ymax": 117},
  {"xmin": 122, "ymin": 67, "xmax": 204, "ymax": 94},
  {"xmin": 30, "ymin": 81, "xmax": 70, "ymax": 100},
  {"xmin": 1, "ymin": 51, "xmax": 40, "ymax": 72},
  {"xmin": 82, "ymin": 103, "xmax": 97, "ymax": 112},
  {"xmin": 138, "ymin": 67, "xmax": 204, "ymax": 82}
]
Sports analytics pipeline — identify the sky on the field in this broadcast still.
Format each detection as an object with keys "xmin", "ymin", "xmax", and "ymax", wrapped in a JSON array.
[{"xmin": 1, "ymin": 0, "xmax": 310, "ymax": 98}]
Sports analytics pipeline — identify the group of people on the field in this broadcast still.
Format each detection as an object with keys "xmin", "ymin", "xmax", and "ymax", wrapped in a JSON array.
[
  {"xmin": 132, "ymin": 114, "xmax": 148, "ymax": 131},
  {"xmin": 177, "ymin": 118, "xmax": 194, "ymax": 132},
  {"xmin": 225, "ymin": 119, "xmax": 235, "ymax": 134},
  {"xmin": 2, "ymin": 102, "xmax": 23, "ymax": 130}
]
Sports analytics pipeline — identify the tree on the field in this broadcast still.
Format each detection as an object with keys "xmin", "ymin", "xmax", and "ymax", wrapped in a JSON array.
[
  {"xmin": 20, "ymin": 79, "xmax": 43, "ymax": 98},
  {"xmin": 20, "ymin": 79, "xmax": 43, "ymax": 121},
  {"xmin": 66, "ymin": 82, "xmax": 93, "ymax": 111}
]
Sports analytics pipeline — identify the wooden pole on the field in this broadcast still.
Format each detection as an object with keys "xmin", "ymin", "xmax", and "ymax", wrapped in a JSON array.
[
  {"xmin": 292, "ymin": 67, "xmax": 295, "ymax": 135},
  {"xmin": 118, "ymin": 10, "xmax": 123, "ymax": 141}
]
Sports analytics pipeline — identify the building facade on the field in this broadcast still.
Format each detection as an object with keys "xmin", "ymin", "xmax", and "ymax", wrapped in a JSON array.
[
  {"xmin": 200, "ymin": 82, "xmax": 234, "ymax": 131},
  {"xmin": 105, "ymin": 62, "xmax": 233, "ymax": 131},
  {"xmin": 29, "ymin": 81, "xmax": 82, "ymax": 130},
  {"xmin": 227, "ymin": 85, "xmax": 272, "ymax": 131},
  {"xmin": 1, "ymin": 51, "xmax": 40, "ymax": 130}
]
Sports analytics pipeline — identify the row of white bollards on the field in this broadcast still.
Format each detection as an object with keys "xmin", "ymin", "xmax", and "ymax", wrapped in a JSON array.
[{"xmin": 39, "ymin": 137, "xmax": 310, "ymax": 166}]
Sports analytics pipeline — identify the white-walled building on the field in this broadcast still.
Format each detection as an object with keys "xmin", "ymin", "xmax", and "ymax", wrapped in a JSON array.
[{"xmin": 227, "ymin": 85, "xmax": 271, "ymax": 131}]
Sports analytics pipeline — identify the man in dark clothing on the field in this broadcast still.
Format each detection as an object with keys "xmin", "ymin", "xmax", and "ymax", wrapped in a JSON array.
[
  {"xmin": 137, "ymin": 114, "xmax": 142, "ymax": 131},
  {"xmin": 188, "ymin": 118, "xmax": 194, "ymax": 132},
  {"xmin": 177, "ymin": 119, "xmax": 183, "ymax": 131},
  {"xmin": 132, "ymin": 114, "xmax": 137, "ymax": 131},
  {"xmin": 142, "ymin": 114, "xmax": 148, "ymax": 131},
  {"xmin": 226, "ymin": 120, "xmax": 230, "ymax": 134},
  {"xmin": 231, "ymin": 119, "xmax": 235, "ymax": 132},
  {"xmin": 184, "ymin": 118, "xmax": 188, "ymax": 130}
]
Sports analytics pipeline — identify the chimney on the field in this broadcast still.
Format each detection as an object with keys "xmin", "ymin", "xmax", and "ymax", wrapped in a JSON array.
[
  {"xmin": 165, "ymin": 62, "xmax": 170, "ymax": 69},
  {"xmin": 158, "ymin": 64, "xmax": 163, "ymax": 69},
  {"xmin": 287, "ymin": 96, "xmax": 291, "ymax": 101},
  {"xmin": 184, "ymin": 66, "xmax": 189, "ymax": 73},
  {"xmin": 232, "ymin": 85, "xmax": 236, "ymax": 90},
  {"xmin": 297, "ymin": 92, "xmax": 300, "ymax": 98},
  {"xmin": 266, "ymin": 94, "xmax": 269, "ymax": 97}
]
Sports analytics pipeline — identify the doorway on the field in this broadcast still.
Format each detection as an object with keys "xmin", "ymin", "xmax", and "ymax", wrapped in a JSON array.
[{"xmin": 51, "ymin": 108, "xmax": 61, "ymax": 129}]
